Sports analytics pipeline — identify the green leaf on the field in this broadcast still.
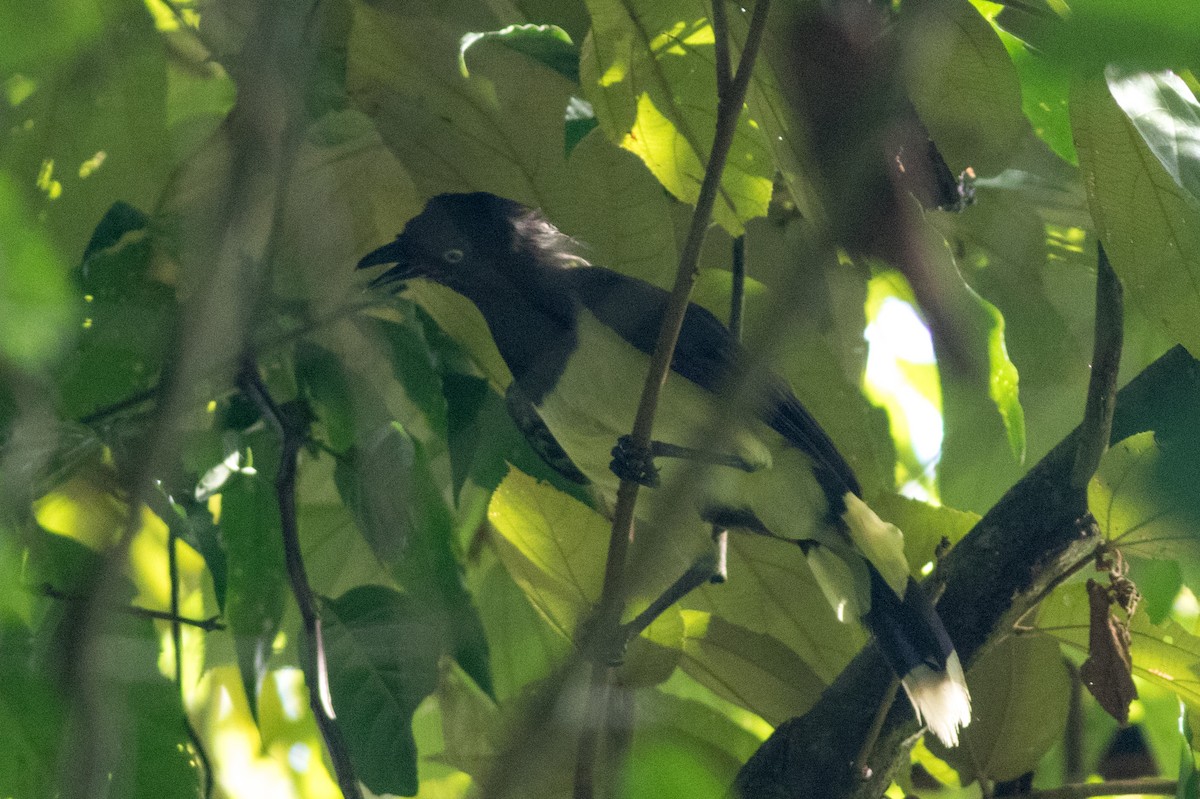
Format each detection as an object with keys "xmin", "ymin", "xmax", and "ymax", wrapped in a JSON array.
[
  {"xmin": 322, "ymin": 585, "xmax": 443, "ymax": 797},
  {"xmin": 296, "ymin": 342, "xmax": 358, "ymax": 453},
  {"xmin": 871, "ymin": 493, "xmax": 979, "ymax": 577},
  {"xmin": 654, "ymin": 530, "xmax": 864, "ymax": 684},
  {"xmin": 370, "ymin": 315, "xmax": 449, "ymax": 446},
  {"xmin": 0, "ymin": 0, "xmax": 103, "ymax": 74},
  {"xmin": 878, "ymin": 237, "xmax": 1026, "ymax": 508},
  {"xmin": 0, "ymin": 622, "xmax": 66, "ymax": 799},
  {"xmin": 1, "ymin": 1, "xmax": 171, "ymax": 259},
  {"xmin": 1108, "ymin": 69, "xmax": 1200, "ymax": 208},
  {"xmin": 994, "ymin": 28, "xmax": 1076, "ymax": 163},
  {"xmin": 635, "ymin": 688, "xmax": 766, "ymax": 769},
  {"xmin": 437, "ymin": 657, "xmax": 502, "ymax": 780},
  {"xmin": 220, "ymin": 462, "xmax": 288, "ymax": 720},
  {"xmin": 0, "ymin": 173, "xmax": 73, "ymax": 371},
  {"xmin": 335, "ymin": 423, "xmax": 493, "ymax": 695},
  {"xmin": 335, "ymin": 423, "xmax": 446, "ymax": 582},
  {"xmin": 983, "ymin": 289, "xmax": 1026, "ymax": 462},
  {"xmin": 487, "ymin": 467, "xmax": 608, "ymax": 637},
  {"xmin": 147, "ymin": 489, "xmax": 228, "ymax": 612},
  {"xmin": 619, "ymin": 737, "xmax": 726, "ymax": 799},
  {"xmin": 1039, "ymin": 584, "xmax": 1200, "ymax": 708},
  {"xmin": 579, "ymin": 0, "xmax": 773, "ymax": 234},
  {"xmin": 470, "ymin": 560, "xmax": 570, "ymax": 702},
  {"xmin": 678, "ymin": 610, "xmax": 825, "ymax": 727},
  {"xmin": 564, "ymin": 95, "xmax": 598, "ymax": 157},
  {"xmin": 902, "ymin": 0, "xmax": 1028, "ymax": 176},
  {"xmin": 1128, "ymin": 556, "xmax": 1183, "ymax": 626},
  {"xmin": 1180, "ymin": 707, "xmax": 1200, "ymax": 799},
  {"xmin": 1073, "ymin": 75, "xmax": 1200, "ymax": 359},
  {"xmin": 348, "ymin": 8, "xmax": 679, "ymax": 287},
  {"xmin": 55, "ymin": 202, "xmax": 175, "ymax": 420},
  {"xmin": 1089, "ymin": 432, "xmax": 1200, "ymax": 597},
  {"xmin": 460, "ymin": 24, "xmax": 579, "ymax": 82},
  {"xmin": 956, "ymin": 634, "xmax": 1071, "ymax": 783},
  {"xmin": 998, "ymin": 0, "xmax": 1200, "ymax": 73}
]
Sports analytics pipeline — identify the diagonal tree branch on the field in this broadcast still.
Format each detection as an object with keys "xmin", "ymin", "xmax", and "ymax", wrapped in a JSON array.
[{"xmin": 734, "ymin": 345, "xmax": 1200, "ymax": 799}]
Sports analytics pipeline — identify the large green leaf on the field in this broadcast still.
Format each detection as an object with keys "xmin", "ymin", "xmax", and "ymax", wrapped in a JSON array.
[
  {"xmin": 1073, "ymin": 74, "xmax": 1200, "ymax": 359},
  {"xmin": 55, "ymin": 202, "xmax": 175, "ymax": 420},
  {"xmin": 335, "ymin": 421, "xmax": 493, "ymax": 694},
  {"xmin": 871, "ymin": 493, "xmax": 979, "ymax": 577},
  {"xmin": 348, "ymin": 6, "xmax": 679, "ymax": 287},
  {"xmin": 991, "ymin": 24, "xmax": 1076, "ymax": 164},
  {"xmin": 902, "ymin": 0, "xmax": 1028, "ymax": 177},
  {"xmin": 874, "ymin": 247, "xmax": 1026, "ymax": 512},
  {"xmin": 219, "ymin": 455, "xmax": 288, "ymax": 720},
  {"xmin": 678, "ymin": 611, "xmax": 825, "ymax": 727},
  {"xmin": 1108, "ymin": 69, "xmax": 1200, "ymax": 210},
  {"xmin": 952, "ymin": 634, "xmax": 1071, "ymax": 783},
  {"xmin": 578, "ymin": 0, "xmax": 773, "ymax": 234},
  {"xmin": 460, "ymin": 23, "xmax": 579, "ymax": 82},
  {"xmin": 1088, "ymin": 431, "xmax": 1200, "ymax": 609},
  {"xmin": 322, "ymin": 585, "xmax": 443, "ymax": 797},
  {"xmin": 487, "ymin": 467, "xmax": 608, "ymax": 639},
  {"xmin": 997, "ymin": 0, "xmax": 1200, "ymax": 73},
  {"xmin": 469, "ymin": 559, "xmax": 571, "ymax": 702},
  {"xmin": 0, "ymin": 0, "xmax": 171, "ymax": 260},
  {"xmin": 0, "ymin": 174, "xmax": 73, "ymax": 371},
  {"xmin": 1039, "ymin": 583, "xmax": 1200, "ymax": 709},
  {"xmin": 0, "ymin": 621, "xmax": 66, "ymax": 799}
]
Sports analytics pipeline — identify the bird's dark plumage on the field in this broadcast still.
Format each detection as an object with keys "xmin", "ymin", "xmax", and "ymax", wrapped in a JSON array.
[{"xmin": 358, "ymin": 192, "xmax": 970, "ymax": 746}]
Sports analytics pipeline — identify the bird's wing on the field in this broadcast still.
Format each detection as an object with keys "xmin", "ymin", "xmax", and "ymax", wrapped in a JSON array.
[
  {"xmin": 505, "ymin": 382, "xmax": 591, "ymax": 485},
  {"xmin": 564, "ymin": 267, "xmax": 861, "ymax": 498}
]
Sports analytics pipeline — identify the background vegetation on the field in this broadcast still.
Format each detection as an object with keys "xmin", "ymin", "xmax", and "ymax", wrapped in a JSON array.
[{"xmin": 3, "ymin": 0, "xmax": 1200, "ymax": 797}]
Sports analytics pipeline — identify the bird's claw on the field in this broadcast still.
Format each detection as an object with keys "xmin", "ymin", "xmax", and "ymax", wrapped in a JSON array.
[{"xmin": 610, "ymin": 435, "xmax": 660, "ymax": 487}]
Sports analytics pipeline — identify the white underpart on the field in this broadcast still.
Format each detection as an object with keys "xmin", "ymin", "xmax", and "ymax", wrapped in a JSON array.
[{"xmin": 901, "ymin": 650, "xmax": 972, "ymax": 748}]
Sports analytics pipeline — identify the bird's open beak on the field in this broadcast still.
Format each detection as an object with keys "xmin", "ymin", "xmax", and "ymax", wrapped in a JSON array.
[{"xmin": 357, "ymin": 236, "xmax": 421, "ymax": 290}]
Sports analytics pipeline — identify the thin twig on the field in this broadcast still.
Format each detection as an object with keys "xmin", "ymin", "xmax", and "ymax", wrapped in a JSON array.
[
  {"xmin": 238, "ymin": 362, "xmax": 363, "ymax": 799},
  {"xmin": 34, "ymin": 583, "xmax": 226, "ymax": 631},
  {"xmin": 852, "ymin": 677, "xmax": 899, "ymax": 779},
  {"xmin": 168, "ymin": 521, "xmax": 214, "ymax": 798},
  {"xmin": 711, "ymin": 0, "xmax": 733, "ymax": 98},
  {"xmin": 1014, "ymin": 778, "xmax": 1177, "ymax": 799},
  {"xmin": 76, "ymin": 296, "xmax": 393, "ymax": 429},
  {"xmin": 621, "ymin": 555, "xmax": 717, "ymax": 640},
  {"xmin": 574, "ymin": 2, "xmax": 773, "ymax": 797},
  {"xmin": 1071, "ymin": 243, "xmax": 1123, "ymax": 490},
  {"xmin": 78, "ymin": 386, "xmax": 159, "ymax": 426},
  {"xmin": 730, "ymin": 235, "xmax": 746, "ymax": 339}
]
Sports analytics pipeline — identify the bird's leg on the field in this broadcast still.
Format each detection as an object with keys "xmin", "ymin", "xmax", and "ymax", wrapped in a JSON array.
[
  {"xmin": 650, "ymin": 441, "xmax": 759, "ymax": 472},
  {"xmin": 609, "ymin": 435, "xmax": 759, "ymax": 488},
  {"xmin": 619, "ymin": 525, "xmax": 728, "ymax": 643}
]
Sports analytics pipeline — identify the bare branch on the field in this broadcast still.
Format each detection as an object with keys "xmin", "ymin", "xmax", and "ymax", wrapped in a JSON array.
[
  {"xmin": 575, "ymin": 2, "xmax": 773, "ymax": 796},
  {"xmin": 34, "ymin": 583, "xmax": 225, "ymax": 632},
  {"xmin": 1071, "ymin": 243, "xmax": 1124, "ymax": 489},
  {"xmin": 238, "ymin": 363, "xmax": 364, "ymax": 799}
]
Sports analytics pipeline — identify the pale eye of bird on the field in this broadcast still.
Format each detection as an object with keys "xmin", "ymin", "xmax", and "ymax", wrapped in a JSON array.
[{"xmin": 442, "ymin": 248, "xmax": 464, "ymax": 264}]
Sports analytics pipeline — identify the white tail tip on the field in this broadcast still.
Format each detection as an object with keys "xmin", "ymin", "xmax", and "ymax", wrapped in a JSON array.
[{"xmin": 900, "ymin": 650, "xmax": 971, "ymax": 747}]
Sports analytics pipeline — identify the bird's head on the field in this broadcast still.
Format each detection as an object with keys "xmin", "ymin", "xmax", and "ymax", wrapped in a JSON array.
[{"xmin": 358, "ymin": 192, "xmax": 583, "ymax": 292}]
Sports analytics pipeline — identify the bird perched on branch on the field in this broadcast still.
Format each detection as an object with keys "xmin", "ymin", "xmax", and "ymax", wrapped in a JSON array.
[{"xmin": 358, "ymin": 192, "xmax": 971, "ymax": 746}]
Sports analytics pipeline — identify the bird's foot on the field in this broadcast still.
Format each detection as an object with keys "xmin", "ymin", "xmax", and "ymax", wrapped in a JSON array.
[{"xmin": 610, "ymin": 435, "xmax": 660, "ymax": 487}]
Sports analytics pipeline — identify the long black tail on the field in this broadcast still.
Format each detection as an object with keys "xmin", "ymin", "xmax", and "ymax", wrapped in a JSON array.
[{"xmin": 864, "ymin": 567, "xmax": 971, "ymax": 747}]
